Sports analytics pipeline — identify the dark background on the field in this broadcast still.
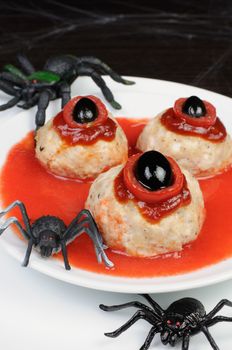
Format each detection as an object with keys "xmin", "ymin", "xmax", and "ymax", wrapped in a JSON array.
[{"xmin": 0, "ymin": 0, "xmax": 231, "ymax": 96}]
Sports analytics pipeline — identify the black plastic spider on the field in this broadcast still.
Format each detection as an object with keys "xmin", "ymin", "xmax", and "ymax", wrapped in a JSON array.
[
  {"xmin": 100, "ymin": 294, "xmax": 232, "ymax": 350},
  {"xmin": 0, "ymin": 53, "xmax": 134, "ymax": 128},
  {"xmin": 0, "ymin": 200, "xmax": 113, "ymax": 270}
]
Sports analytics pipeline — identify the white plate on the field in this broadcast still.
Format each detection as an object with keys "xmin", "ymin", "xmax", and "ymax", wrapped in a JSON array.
[{"xmin": 0, "ymin": 76, "xmax": 232, "ymax": 294}]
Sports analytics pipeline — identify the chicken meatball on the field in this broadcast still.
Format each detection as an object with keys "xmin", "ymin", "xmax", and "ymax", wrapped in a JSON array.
[
  {"xmin": 86, "ymin": 151, "xmax": 205, "ymax": 257},
  {"xmin": 137, "ymin": 96, "xmax": 232, "ymax": 177},
  {"xmin": 35, "ymin": 95, "xmax": 128, "ymax": 179}
]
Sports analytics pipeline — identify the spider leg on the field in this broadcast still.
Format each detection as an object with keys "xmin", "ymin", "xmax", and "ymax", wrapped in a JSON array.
[
  {"xmin": 77, "ymin": 209, "xmax": 99, "ymax": 229},
  {"xmin": 104, "ymin": 310, "xmax": 151, "ymax": 338},
  {"xmin": 0, "ymin": 200, "xmax": 32, "ymax": 237},
  {"xmin": 99, "ymin": 301, "xmax": 155, "ymax": 315},
  {"xmin": 185, "ymin": 313, "xmax": 200, "ymax": 328},
  {"xmin": 201, "ymin": 326, "xmax": 219, "ymax": 350},
  {"xmin": 0, "ymin": 80, "xmax": 19, "ymax": 96},
  {"xmin": 76, "ymin": 66, "xmax": 121, "ymax": 109},
  {"xmin": 17, "ymin": 53, "xmax": 35, "ymax": 74},
  {"xmin": 0, "ymin": 202, "xmax": 36, "ymax": 267},
  {"xmin": 0, "ymin": 72, "xmax": 25, "ymax": 86},
  {"xmin": 86, "ymin": 226, "xmax": 113, "ymax": 267},
  {"xmin": 4, "ymin": 64, "xmax": 27, "ymax": 80},
  {"xmin": 140, "ymin": 294, "xmax": 164, "ymax": 317},
  {"xmin": 20, "ymin": 93, "xmax": 39, "ymax": 109},
  {"xmin": 76, "ymin": 219, "xmax": 105, "ymax": 248},
  {"xmin": 0, "ymin": 95, "xmax": 21, "ymax": 111},
  {"xmin": 169, "ymin": 333, "xmax": 178, "ymax": 347},
  {"xmin": 0, "ymin": 217, "xmax": 29, "ymax": 241},
  {"xmin": 59, "ymin": 81, "xmax": 71, "ymax": 108},
  {"xmin": 71, "ymin": 210, "xmax": 107, "ymax": 248},
  {"xmin": 22, "ymin": 239, "xmax": 34, "ymax": 267},
  {"xmin": 82, "ymin": 218, "xmax": 105, "ymax": 248},
  {"xmin": 78, "ymin": 56, "xmax": 135, "ymax": 85},
  {"xmin": 60, "ymin": 240, "xmax": 71, "ymax": 270},
  {"xmin": 60, "ymin": 212, "xmax": 94, "ymax": 253},
  {"xmin": 206, "ymin": 315, "xmax": 232, "ymax": 328},
  {"xmin": 161, "ymin": 330, "xmax": 171, "ymax": 345},
  {"xmin": 140, "ymin": 326, "xmax": 158, "ymax": 350},
  {"xmin": 35, "ymin": 89, "xmax": 52, "ymax": 129},
  {"xmin": 64, "ymin": 210, "xmax": 103, "ymax": 246},
  {"xmin": 69, "ymin": 227, "xmax": 113, "ymax": 268},
  {"xmin": 182, "ymin": 333, "xmax": 190, "ymax": 350},
  {"xmin": 62, "ymin": 209, "xmax": 92, "ymax": 239},
  {"xmin": 206, "ymin": 299, "xmax": 232, "ymax": 319},
  {"xmin": 63, "ymin": 209, "xmax": 113, "ymax": 267}
]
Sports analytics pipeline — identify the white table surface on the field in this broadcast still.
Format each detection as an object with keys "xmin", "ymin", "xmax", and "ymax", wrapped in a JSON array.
[{"xmin": 0, "ymin": 242, "xmax": 232, "ymax": 350}]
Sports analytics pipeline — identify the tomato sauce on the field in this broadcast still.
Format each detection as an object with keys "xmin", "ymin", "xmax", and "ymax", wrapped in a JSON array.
[
  {"xmin": 1, "ymin": 117, "xmax": 232, "ymax": 277},
  {"xmin": 53, "ymin": 112, "xmax": 117, "ymax": 145},
  {"xmin": 114, "ymin": 169, "xmax": 191, "ymax": 223},
  {"xmin": 161, "ymin": 108, "xmax": 226, "ymax": 142}
]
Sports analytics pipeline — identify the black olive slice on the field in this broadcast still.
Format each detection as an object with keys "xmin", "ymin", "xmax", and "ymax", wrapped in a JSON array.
[
  {"xmin": 182, "ymin": 96, "xmax": 206, "ymax": 118},
  {"xmin": 135, "ymin": 151, "xmax": 173, "ymax": 191},
  {"xmin": 73, "ymin": 97, "xmax": 98, "ymax": 124}
]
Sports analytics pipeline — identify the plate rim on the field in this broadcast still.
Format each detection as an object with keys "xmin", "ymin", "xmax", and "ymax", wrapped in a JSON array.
[{"xmin": 0, "ymin": 75, "xmax": 232, "ymax": 294}]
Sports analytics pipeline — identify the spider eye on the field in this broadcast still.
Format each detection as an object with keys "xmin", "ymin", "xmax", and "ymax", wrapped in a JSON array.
[
  {"xmin": 167, "ymin": 320, "xmax": 172, "ymax": 325},
  {"xmin": 176, "ymin": 321, "xmax": 181, "ymax": 327}
]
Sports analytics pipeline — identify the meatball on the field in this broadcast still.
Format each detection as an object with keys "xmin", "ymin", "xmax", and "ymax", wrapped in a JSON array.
[
  {"xmin": 137, "ymin": 112, "xmax": 232, "ymax": 177},
  {"xmin": 85, "ymin": 164, "xmax": 204, "ymax": 257},
  {"xmin": 35, "ymin": 114, "xmax": 128, "ymax": 179}
]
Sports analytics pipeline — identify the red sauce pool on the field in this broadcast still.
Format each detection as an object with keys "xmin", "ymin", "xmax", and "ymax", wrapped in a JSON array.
[
  {"xmin": 161, "ymin": 108, "xmax": 226, "ymax": 142},
  {"xmin": 1, "ymin": 117, "xmax": 232, "ymax": 278}
]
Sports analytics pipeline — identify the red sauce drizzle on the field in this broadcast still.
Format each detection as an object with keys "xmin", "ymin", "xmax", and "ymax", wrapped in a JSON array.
[
  {"xmin": 1, "ymin": 117, "xmax": 232, "ymax": 278},
  {"xmin": 161, "ymin": 108, "xmax": 226, "ymax": 142},
  {"xmin": 53, "ymin": 112, "xmax": 117, "ymax": 145},
  {"xmin": 114, "ymin": 169, "xmax": 191, "ymax": 222}
]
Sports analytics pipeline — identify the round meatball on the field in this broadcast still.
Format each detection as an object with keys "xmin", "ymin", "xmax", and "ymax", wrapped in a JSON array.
[
  {"xmin": 85, "ymin": 165, "xmax": 205, "ymax": 257},
  {"xmin": 137, "ymin": 112, "xmax": 232, "ymax": 177},
  {"xmin": 35, "ymin": 115, "xmax": 128, "ymax": 179}
]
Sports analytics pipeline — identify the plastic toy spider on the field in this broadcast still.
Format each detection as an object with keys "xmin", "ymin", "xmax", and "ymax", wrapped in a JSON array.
[
  {"xmin": 0, "ymin": 53, "xmax": 134, "ymax": 128},
  {"xmin": 100, "ymin": 294, "xmax": 232, "ymax": 349},
  {"xmin": 0, "ymin": 200, "xmax": 113, "ymax": 270}
]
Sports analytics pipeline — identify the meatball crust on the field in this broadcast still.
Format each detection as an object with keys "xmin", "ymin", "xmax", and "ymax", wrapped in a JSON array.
[
  {"xmin": 35, "ymin": 115, "xmax": 128, "ymax": 179},
  {"xmin": 137, "ymin": 112, "xmax": 232, "ymax": 177},
  {"xmin": 86, "ymin": 165, "xmax": 205, "ymax": 257}
]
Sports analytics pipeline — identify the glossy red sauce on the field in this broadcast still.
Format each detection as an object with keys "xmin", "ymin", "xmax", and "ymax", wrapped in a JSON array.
[
  {"xmin": 53, "ymin": 112, "xmax": 117, "ymax": 145},
  {"xmin": 161, "ymin": 108, "xmax": 226, "ymax": 142},
  {"xmin": 114, "ymin": 169, "xmax": 191, "ymax": 222},
  {"xmin": 1, "ymin": 117, "xmax": 232, "ymax": 277}
]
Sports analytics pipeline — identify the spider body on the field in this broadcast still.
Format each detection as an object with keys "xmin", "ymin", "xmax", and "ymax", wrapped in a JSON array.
[
  {"xmin": 43, "ymin": 55, "xmax": 84, "ymax": 84},
  {"xmin": 31, "ymin": 215, "xmax": 67, "ymax": 258},
  {"xmin": 160, "ymin": 298, "xmax": 206, "ymax": 346},
  {"xmin": 0, "ymin": 54, "xmax": 134, "ymax": 129},
  {"xmin": 0, "ymin": 200, "xmax": 114, "ymax": 270},
  {"xmin": 100, "ymin": 294, "xmax": 232, "ymax": 349}
]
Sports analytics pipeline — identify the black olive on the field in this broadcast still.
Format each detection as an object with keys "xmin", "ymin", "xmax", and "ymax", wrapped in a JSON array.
[
  {"xmin": 182, "ymin": 96, "xmax": 206, "ymax": 118},
  {"xmin": 135, "ymin": 151, "xmax": 173, "ymax": 191},
  {"xmin": 73, "ymin": 97, "xmax": 98, "ymax": 124}
]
